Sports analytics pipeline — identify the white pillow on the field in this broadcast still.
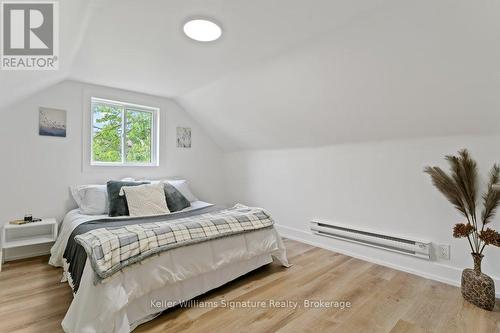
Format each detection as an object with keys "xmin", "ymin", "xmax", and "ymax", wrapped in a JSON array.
[
  {"xmin": 71, "ymin": 185, "xmax": 108, "ymax": 215},
  {"xmin": 167, "ymin": 180, "xmax": 198, "ymax": 202},
  {"xmin": 121, "ymin": 183, "xmax": 170, "ymax": 217},
  {"xmin": 121, "ymin": 177, "xmax": 135, "ymax": 181},
  {"xmin": 70, "ymin": 178, "xmax": 134, "ymax": 215}
]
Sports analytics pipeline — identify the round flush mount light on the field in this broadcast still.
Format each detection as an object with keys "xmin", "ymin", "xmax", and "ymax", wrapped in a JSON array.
[{"xmin": 183, "ymin": 19, "xmax": 222, "ymax": 42}]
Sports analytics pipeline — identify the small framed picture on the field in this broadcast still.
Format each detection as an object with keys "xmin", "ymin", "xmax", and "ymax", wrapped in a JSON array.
[
  {"xmin": 39, "ymin": 107, "xmax": 67, "ymax": 137},
  {"xmin": 176, "ymin": 127, "xmax": 191, "ymax": 148}
]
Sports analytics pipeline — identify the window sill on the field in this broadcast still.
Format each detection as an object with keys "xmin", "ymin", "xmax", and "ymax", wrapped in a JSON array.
[{"xmin": 90, "ymin": 162, "xmax": 159, "ymax": 167}]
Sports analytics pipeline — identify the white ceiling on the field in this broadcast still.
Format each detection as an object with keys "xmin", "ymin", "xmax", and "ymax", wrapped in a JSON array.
[
  {"xmin": 1, "ymin": 0, "xmax": 499, "ymax": 151},
  {"xmin": 0, "ymin": 0, "xmax": 89, "ymax": 108},
  {"xmin": 179, "ymin": 0, "xmax": 500, "ymax": 150},
  {"xmin": 69, "ymin": 0, "xmax": 389, "ymax": 97}
]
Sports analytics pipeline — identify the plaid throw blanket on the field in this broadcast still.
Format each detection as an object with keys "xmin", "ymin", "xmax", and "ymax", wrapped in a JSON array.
[{"xmin": 74, "ymin": 204, "xmax": 274, "ymax": 283}]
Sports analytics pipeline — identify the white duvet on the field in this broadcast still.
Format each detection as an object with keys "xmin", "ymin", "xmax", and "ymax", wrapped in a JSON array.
[{"xmin": 49, "ymin": 202, "xmax": 289, "ymax": 333}]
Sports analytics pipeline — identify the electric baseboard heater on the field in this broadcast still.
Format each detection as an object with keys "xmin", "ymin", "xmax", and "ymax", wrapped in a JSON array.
[{"xmin": 310, "ymin": 220, "xmax": 431, "ymax": 260}]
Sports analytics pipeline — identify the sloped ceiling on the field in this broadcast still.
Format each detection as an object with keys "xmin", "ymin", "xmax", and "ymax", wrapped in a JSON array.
[
  {"xmin": 69, "ymin": 0, "xmax": 389, "ymax": 97},
  {"xmin": 0, "ymin": 0, "xmax": 90, "ymax": 108},
  {"xmin": 2, "ymin": 0, "xmax": 499, "ymax": 151},
  {"xmin": 178, "ymin": 0, "xmax": 500, "ymax": 150}
]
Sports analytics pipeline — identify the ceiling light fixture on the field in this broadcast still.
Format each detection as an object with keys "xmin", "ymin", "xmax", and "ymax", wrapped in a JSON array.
[{"xmin": 183, "ymin": 19, "xmax": 222, "ymax": 42}]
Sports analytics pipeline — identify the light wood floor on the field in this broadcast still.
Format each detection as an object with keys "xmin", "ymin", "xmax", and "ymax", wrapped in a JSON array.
[{"xmin": 0, "ymin": 239, "xmax": 499, "ymax": 333}]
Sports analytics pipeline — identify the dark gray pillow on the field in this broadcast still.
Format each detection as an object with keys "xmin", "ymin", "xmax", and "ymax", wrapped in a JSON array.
[
  {"xmin": 164, "ymin": 183, "xmax": 191, "ymax": 212},
  {"xmin": 107, "ymin": 181, "xmax": 149, "ymax": 217}
]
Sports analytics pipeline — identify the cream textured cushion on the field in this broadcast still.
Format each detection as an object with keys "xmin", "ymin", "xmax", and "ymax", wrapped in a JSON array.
[{"xmin": 121, "ymin": 183, "xmax": 170, "ymax": 217}]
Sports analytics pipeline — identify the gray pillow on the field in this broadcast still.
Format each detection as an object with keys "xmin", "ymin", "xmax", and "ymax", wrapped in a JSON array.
[
  {"xmin": 164, "ymin": 182, "xmax": 191, "ymax": 212},
  {"xmin": 107, "ymin": 181, "xmax": 149, "ymax": 217}
]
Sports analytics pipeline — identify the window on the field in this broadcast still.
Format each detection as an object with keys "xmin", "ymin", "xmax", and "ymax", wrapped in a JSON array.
[{"xmin": 91, "ymin": 97, "xmax": 159, "ymax": 166}]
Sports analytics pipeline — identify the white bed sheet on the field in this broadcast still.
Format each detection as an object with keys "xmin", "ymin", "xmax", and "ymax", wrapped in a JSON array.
[{"xmin": 49, "ymin": 202, "xmax": 289, "ymax": 333}]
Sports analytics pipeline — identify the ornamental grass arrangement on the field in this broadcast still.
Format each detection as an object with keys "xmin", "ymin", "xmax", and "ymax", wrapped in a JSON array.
[{"xmin": 424, "ymin": 149, "xmax": 500, "ymax": 311}]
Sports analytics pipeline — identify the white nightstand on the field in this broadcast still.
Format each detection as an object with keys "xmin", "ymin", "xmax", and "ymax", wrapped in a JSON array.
[{"xmin": 0, "ymin": 218, "xmax": 58, "ymax": 272}]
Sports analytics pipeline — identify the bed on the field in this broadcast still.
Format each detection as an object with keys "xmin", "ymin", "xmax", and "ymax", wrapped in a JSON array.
[{"xmin": 49, "ymin": 200, "xmax": 289, "ymax": 333}]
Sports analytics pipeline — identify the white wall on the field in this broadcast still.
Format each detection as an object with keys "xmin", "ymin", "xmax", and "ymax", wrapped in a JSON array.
[
  {"xmin": 0, "ymin": 80, "xmax": 225, "ymax": 260},
  {"xmin": 224, "ymin": 135, "xmax": 500, "ymax": 295}
]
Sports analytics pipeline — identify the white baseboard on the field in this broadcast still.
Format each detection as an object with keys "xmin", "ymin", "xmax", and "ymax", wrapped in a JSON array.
[{"xmin": 276, "ymin": 224, "xmax": 500, "ymax": 298}]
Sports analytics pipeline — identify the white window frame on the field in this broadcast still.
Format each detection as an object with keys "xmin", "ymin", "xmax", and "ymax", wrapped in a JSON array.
[{"xmin": 90, "ymin": 97, "xmax": 160, "ymax": 167}]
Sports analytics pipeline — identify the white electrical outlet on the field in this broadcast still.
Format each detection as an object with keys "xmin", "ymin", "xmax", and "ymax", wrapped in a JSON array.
[{"xmin": 437, "ymin": 244, "xmax": 450, "ymax": 260}]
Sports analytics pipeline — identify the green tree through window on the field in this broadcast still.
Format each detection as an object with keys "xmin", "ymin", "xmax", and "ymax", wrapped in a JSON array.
[
  {"xmin": 91, "ymin": 98, "xmax": 157, "ymax": 165},
  {"xmin": 126, "ymin": 110, "xmax": 152, "ymax": 163}
]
